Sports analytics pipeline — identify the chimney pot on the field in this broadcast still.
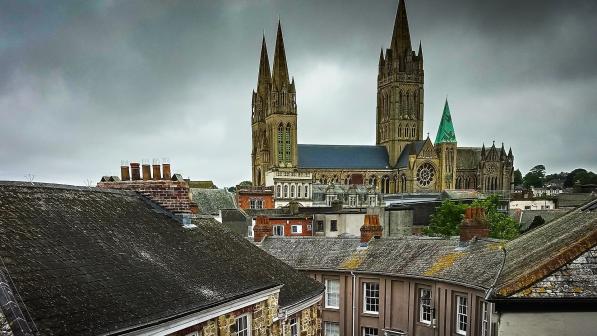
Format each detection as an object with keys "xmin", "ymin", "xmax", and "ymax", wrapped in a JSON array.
[
  {"xmin": 130, "ymin": 162, "xmax": 141, "ymax": 181},
  {"xmin": 360, "ymin": 214, "xmax": 383, "ymax": 243},
  {"xmin": 142, "ymin": 164, "xmax": 151, "ymax": 180},
  {"xmin": 120, "ymin": 165, "xmax": 130, "ymax": 181},
  {"xmin": 162, "ymin": 163, "xmax": 172, "ymax": 180},
  {"xmin": 152, "ymin": 164, "xmax": 161, "ymax": 180}
]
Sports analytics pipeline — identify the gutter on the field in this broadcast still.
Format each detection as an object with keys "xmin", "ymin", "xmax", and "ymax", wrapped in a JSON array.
[{"xmin": 351, "ymin": 271, "xmax": 357, "ymax": 336}]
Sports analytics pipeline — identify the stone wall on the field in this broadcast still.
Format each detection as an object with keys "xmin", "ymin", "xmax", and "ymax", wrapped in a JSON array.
[{"xmin": 170, "ymin": 293, "xmax": 289, "ymax": 336}]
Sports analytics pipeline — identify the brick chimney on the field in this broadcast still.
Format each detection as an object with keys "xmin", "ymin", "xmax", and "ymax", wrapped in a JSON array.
[
  {"xmin": 360, "ymin": 214, "xmax": 383, "ymax": 243},
  {"xmin": 130, "ymin": 162, "xmax": 141, "ymax": 181},
  {"xmin": 460, "ymin": 207, "xmax": 490, "ymax": 243},
  {"xmin": 254, "ymin": 216, "xmax": 272, "ymax": 242},
  {"xmin": 162, "ymin": 163, "xmax": 171, "ymax": 180},
  {"xmin": 120, "ymin": 164, "xmax": 130, "ymax": 181},
  {"xmin": 152, "ymin": 162, "xmax": 161, "ymax": 180}
]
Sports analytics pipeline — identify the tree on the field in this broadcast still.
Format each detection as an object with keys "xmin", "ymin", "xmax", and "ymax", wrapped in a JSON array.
[
  {"xmin": 563, "ymin": 168, "xmax": 587, "ymax": 188},
  {"xmin": 513, "ymin": 169, "xmax": 523, "ymax": 186},
  {"xmin": 423, "ymin": 200, "xmax": 467, "ymax": 237},
  {"xmin": 523, "ymin": 165, "xmax": 546, "ymax": 188},
  {"xmin": 424, "ymin": 195, "xmax": 520, "ymax": 240}
]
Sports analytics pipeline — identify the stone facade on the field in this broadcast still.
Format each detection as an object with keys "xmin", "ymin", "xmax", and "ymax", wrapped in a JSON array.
[
  {"xmin": 170, "ymin": 293, "xmax": 321, "ymax": 336},
  {"xmin": 250, "ymin": 0, "xmax": 514, "ymax": 195}
]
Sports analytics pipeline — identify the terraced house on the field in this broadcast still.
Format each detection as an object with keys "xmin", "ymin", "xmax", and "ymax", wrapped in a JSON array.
[
  {"xmin": 261, "ymin": 200, "xmax": 597, "ymax": 336},
  {"xmin": 0, "ymin": 182, "xmax": 323, "ymax": 336}
]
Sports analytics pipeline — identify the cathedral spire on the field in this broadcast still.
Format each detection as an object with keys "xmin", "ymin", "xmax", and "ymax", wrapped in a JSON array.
[
  {"xmin": 418, "ymin": 40, "xmax": 423, "ymax": 60},
  {"xmin": 379, "ymin": 48, "xmax": 385, "ymax": 66},
  {"xmin": 257, "ymin": 34, "xmax": 271, "ymax": 94},
  {"xmin": 435, "ymin": 99, "xmax": 457, "ymax": 144},
  {"xmin": 272, "ymin": 20, "xmax": 290, "ymax": 89},
  {"xmin": 390, "ymin": 0, "xmax": 412, "ymax": 57}
]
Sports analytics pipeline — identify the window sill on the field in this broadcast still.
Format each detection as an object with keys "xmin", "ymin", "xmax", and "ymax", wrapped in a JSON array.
[
  {"xmin": 324, "ymin": 306, "xmax": 340, "ymax": 311},
  {"xmin": 361, "ymin": 311, "xmax": 380, "ymax": 317}
]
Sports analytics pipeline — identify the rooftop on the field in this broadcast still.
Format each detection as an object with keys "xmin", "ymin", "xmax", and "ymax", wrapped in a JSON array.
[{"xmin": 0, "ymin": 182, "xmax": 323, "ymax": 335}]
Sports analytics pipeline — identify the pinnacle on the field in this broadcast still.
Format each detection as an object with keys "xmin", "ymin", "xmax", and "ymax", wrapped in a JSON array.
[
  {"xmin": 272, "ymin": 20, "xmax": 290, "ymax": 89},
  {"xmin": 390, "ymin": 0, "xmax": 412, "ymax": 57},
  {"xmin": 257, "ymin": 34, "xmax": 271, "ymax": 94}
]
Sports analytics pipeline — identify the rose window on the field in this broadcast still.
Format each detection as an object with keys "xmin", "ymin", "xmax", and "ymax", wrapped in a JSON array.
[{"xmin": 416, "ymin": 163, "xmax": 435, "ymax": 187}]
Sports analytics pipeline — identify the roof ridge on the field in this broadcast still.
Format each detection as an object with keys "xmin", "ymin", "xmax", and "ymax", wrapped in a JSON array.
[{"xmin": 0, "ymin": 181, "xmax": 137, "ymax": 196}]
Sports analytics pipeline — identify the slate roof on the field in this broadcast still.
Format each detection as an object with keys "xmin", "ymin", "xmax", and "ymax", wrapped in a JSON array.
[
  {"xmin": 0, "ymin": 182, "xmax": 323, "ymax": 335},
  {"xmin": 557, "ymin": 193, "xmax": 596, "ymax": 208},
  {"xmin": 395, "ymin": 141, "xmax": 426, "ymax": 168},
  {"xmin": 297, "ymin": 144, "xmax": 390, "ymax": 169},
  {"xmin": 434, "ymin": 100, "xmax": 457, "ymax": 144},
  {"xmin": 493, "ymin": 199, "xmax": 597, "ymax": 298},
  {"xmin": 456, "ymin": 147, "xmax": 481, "ymax": 170},
  {"xmin": 515, "ymin": 209, "xmax": 569, "ymax": 232},
  {"xmin": 261, "ymin": 236, "xmax": 504, "ymax": 289},
  {"xmin": 190, "ymin": 188, "xmax": 236, "ymax": 215}
]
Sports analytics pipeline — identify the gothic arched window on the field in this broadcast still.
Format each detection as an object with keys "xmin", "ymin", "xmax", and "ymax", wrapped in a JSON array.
[
  {"xmin": 285, "ymin": 123, "xmax": 292, "ymax": 163},
  {"xmin": 304, "ymin": 185, "xmax": 309, "ymax": 198},
  {"xmin": 401, "ymin": 175, "xmax": 407, "ymax": 192},
  {"xmin": 277, "ymin": 123, "xmax": 284, "ymax": 162},
  {"xmin": 283, "ymin": 185, "xmax": 289, "ymax": 198},
  {"xmin": 276, "ymin": 185, "xmax": 281, "ymax": 198},
  {"xmin": 290, "ymin": 184, "xmax": 295, "ymax": 198},
  {"xmin": 297, "ymin": 185, "xmax": 302, "ymax": 198},
  {"xmin": 382, "ymin": 176, "xmax": 390, "ymax": 194}
]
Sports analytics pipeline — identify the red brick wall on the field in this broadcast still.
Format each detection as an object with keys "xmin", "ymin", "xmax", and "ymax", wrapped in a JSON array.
[
  {"xmin": 97, "ymin": 180, "xmax": 197, "ymax": 214},
  {"xmin": 254, "ymin": 216, "xmax": 312, "ymax": 242},
  {"xmin": 237, "ymin": 192, "xmax": 275, "ymax": 209}
]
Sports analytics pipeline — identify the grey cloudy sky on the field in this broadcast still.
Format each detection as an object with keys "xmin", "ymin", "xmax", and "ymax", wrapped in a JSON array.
[{"xmin": 1, "ymin": 0, "xmax": 596, "ymax": 187}]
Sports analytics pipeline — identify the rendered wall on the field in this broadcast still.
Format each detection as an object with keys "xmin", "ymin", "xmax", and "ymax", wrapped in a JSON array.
[{"xmin": 498, "ymin": 312, "xmax": 597, "ymax": 336}]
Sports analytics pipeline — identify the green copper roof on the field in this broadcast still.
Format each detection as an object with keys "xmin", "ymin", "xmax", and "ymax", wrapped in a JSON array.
[{"xmin": 435, "ymin": 100, "xmax": 457, "ymax": 144}]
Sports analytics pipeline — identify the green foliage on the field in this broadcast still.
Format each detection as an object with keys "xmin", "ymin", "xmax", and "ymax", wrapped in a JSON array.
[
  {"xmin": 513, "ymin": 169, "xmax": 523, "ymax": 186},
  {"xmin": 471, "ymin": 194, "xmax": 519, "ymax": 240},
  {"xmin": 423, "ymin": 200, "xmax": 466, "ymax": 237},
  {"xmin": 425, "ymin": 194, "xmax": 520, "ymax": 240},
  {"xmin": 523, "ymin": 164, "xmax": 546, "ymax": 188},
  {"xmin": 564, "ymin": 168, "xmax": 587, "ymax": 188}
]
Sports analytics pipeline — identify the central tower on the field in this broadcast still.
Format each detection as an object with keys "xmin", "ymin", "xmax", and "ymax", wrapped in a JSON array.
[
  {"xmin": 251, "ymin": 21, "xmax": 297, "ymax": 186},
  {"xmin": 376, "ymin": 0, "xmax": 424, "ymax": 167}
]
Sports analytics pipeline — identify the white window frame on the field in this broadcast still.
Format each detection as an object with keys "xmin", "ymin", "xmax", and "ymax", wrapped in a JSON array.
[
  {"xmin": 455, "ymin": 295, "xmax": 468, "ymax": 335},
  {"xmin": 289, "ymin": 316, "xmax": 300, "ymax": 336},
  {"xmin": 362, "ymin": 327, "xmax": 378, "ymax": 336},
  {"xmin": 324, "ymin": 322, "xmax": 340, "ymax": 336},
  {"xmin": 273, "ymin": 225, "xmax": 284, "ymax": 236},
  {"xmin": 325, "ymin": 279, "xmax": 340, "ymax": 309},
  {"xmin": 235, "ymin": 313, "xmax": 251, "ymax": 336},
  {"xmin": 362, "ymin": 282, "xmax": 380, "ymax": 314},
  {"xmin": 480, "ymin": 301, "xmax": 490, "ymax": 336},
  {"xmin": 419, "ymin": 288, "xmax": 432, "ymax": 325},
  {"xmin": 291, "ymin": 225, "xmax": 302, "ymax": 234}
]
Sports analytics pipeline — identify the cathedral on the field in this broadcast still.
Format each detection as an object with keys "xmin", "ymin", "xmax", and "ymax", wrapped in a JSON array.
[{"xmin": 250, "ymin": 0, "xmax": 514, "ymax": 194}]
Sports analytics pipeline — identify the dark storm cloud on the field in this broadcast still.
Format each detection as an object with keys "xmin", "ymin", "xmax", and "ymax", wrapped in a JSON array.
[{"xmin": 1, "ymin": 0, "xmax": 595, "ymax": 186}]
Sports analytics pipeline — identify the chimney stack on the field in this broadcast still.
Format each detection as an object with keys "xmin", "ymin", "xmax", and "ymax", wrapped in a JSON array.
[
  {"xmin": 120, "ymin": 163, "xmax": 130, "ymax": 181},
  {"xmin": 460, "ymin": 207, "xmax": 490, "ymax": 243},
  {"xmin": 142, "ymin": 162, "xmax": 151, "ymax": 181},
  {"xmin": 253, "ymin": 216, "xmax": 272, "ymax": 242},
  {"xmin": 130, "ymin": 162, "xmax": 141, "ymax": 181},
  {"xmin": 162, "ymin": 163, "xmax": 171, "ymax": 180},
  {"xmin": 152, "ymin": 160, "xmax": 161, "ymax": 180},
  {"xmin": 360, "ymin": 214, "xmax": 383, "ymax": 243}
]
